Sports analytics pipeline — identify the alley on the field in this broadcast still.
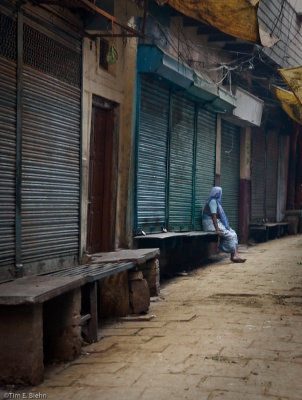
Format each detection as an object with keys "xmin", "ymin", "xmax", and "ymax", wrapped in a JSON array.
[{"xmin": 7, "ymin": 235, "xmax": 302, "ymax": 400}]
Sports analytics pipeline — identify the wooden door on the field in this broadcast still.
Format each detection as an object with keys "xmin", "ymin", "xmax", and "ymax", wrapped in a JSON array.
[{"xmin": 87, "ymin": 100, "xmax": 114, "ymax": 253}]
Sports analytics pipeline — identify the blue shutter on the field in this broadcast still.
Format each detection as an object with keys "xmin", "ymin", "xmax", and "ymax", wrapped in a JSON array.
[
  {"xmin": 194, "ymin": 108, "xmax": 217, "ymax": 230},
  {"xmin": 168, "ymin": 94, "xmax": 195, "ymax": 231},
  {"xmin": 136, "ymin": 77, "xmax": 169, "ymax": 233}
]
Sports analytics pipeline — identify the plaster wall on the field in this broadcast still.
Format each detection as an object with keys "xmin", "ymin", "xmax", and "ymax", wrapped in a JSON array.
[
  {"xmin": 81, "ymin": 0, "xmax": 139, "ymax": 258},
  {"xmin": 169, "ymin": 16, "xmax": 233, "ymax": 84}
]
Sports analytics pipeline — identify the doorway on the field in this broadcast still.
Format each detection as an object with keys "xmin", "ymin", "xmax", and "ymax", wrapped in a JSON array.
[{"xmin": 87, "ymin": 96, "xmax": 117, "ymax": 253}]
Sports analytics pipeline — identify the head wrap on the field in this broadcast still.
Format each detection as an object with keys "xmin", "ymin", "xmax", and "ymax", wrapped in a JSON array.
[{"xmin": 203, "ymin": 186, "xmax": 230, "ymax": 230}]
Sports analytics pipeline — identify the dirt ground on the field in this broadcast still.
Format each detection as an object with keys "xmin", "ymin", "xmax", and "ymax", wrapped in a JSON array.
[{"xmin": 2, "ymin": 234, "xmax": 302, "ymax": 400}]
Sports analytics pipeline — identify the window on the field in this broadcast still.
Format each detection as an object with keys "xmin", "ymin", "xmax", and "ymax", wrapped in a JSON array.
[{"xmin": 99, "ymin": 39, "xmax": 109, "ymax": 70}]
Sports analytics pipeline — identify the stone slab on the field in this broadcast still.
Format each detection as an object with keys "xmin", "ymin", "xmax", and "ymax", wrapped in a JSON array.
[
  {"xmin": 0, "ymin": 275, "xmax": 85, "ymax": 305},
  {"xmin": 91, "ymin": 248, "xmax": 160, "ymax": 265}
]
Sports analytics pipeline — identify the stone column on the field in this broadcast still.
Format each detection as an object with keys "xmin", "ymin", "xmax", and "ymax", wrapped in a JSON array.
[
  {"xmin": 239, "ymin": 127, "xmax": 251, "ymax": 244},
  {"xmin": 0, "ymin": 303, "xmax": 44, "ymax": 385},
  {"xmin": 129, "ymin": 271, "xmax": 150, "ymax": 314},
  {"xmin": 99, "ymin": 271, "xmax": 130, "ymax": 317},
  {"xmin": 140, "ymin": 258, "xmax": 160, "ymax": 297},
  {"xmin": 215, "ymin": 114, "xmax": 221, "ymax": 186}
]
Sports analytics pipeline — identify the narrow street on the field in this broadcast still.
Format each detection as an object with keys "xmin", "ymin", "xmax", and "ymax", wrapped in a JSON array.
[{"xmin": 9, "ymin": 235, "xmax": 302, "ymax": 399}]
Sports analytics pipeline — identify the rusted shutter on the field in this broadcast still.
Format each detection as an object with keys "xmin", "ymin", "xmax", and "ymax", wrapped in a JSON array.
[
  {"xmin": 21, "ymin": 17, "xmax": 81, "ymax": 266},
  {"xmin": 251, "ymin": 128, "xmax": 265, "ymax": 223},
  {"xmin": 0, "ymin": 9, "xmax": 17, "ymax": 276},
  {"xmin": 265, "ymin": 130, "xmax": 278, "ymax": 221}
]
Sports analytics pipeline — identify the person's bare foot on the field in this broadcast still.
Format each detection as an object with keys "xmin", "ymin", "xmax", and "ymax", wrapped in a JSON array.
[{"xmin": 231, "ymin": 257, "xmax": 246, "ymax": 263}]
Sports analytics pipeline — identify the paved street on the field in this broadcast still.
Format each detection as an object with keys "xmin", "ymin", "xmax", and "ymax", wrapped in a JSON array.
[{"xmin": 3, "ymin": 235, "xmax": 302, "ymax": 400}]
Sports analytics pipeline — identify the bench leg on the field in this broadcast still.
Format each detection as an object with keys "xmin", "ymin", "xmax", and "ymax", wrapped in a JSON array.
[
  {"xmin": 99, "ymin": 271, "xmax": 130, "ymax": 317},
  {"xmin": 0, "ymin": 304, "xmax": 44, "ymax": 385},
  {"xmin": 87, "ymin": 281, "xmax": 98, "ymax": 343},
  {"xmin": 43, "ymin": 288, "xmax": 82, "ymax": 363},
  {"xmin": 140, "ymin": 257, "xmax": 160, "ymax": 297}
]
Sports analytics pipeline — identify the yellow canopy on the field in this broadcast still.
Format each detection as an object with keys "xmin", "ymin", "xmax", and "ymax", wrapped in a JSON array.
[
  {"xmin": 159, "ymin": 0, "xmax": 278, "ymax": 47},
  {"xmin": 279, "ymin": 66, "xmax": 302, "ymax": 107},
  {"xmin": 272, "ymin": 86, "xmax": 302, "ymax": 125}
]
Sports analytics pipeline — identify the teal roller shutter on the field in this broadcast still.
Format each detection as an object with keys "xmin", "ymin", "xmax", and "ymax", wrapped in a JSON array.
[
  {"xmin": 136, "ymin": 77, "xmax": 169, "ymax": 233},
  {"xmin": 168, "ymin": 94, "xmax": 195, "ymax": 231},
  {"xmin": 251, "ymin": 128, "xmax": 265, "ymax": 223},
  {"xmin": 220, "ymin": 120, "xmax": 240, "ymax": 232},
  {"xmin": 194, "ymin": 108, "xmax": 216, "ymax": 230},
  {"xmin": 265, "ymin": 130, "xmax": 278, "ymax": 221}
]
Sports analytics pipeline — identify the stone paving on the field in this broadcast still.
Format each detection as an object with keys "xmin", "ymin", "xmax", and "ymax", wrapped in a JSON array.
[{"xmin": 2, "ymin": 235, "xmax": 302, "ymax": 400}]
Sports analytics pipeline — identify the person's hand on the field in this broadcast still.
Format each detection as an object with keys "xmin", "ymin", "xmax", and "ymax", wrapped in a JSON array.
[{"xmin": 216, "ymin": 230, "xmax": 223, "ymax": 237}]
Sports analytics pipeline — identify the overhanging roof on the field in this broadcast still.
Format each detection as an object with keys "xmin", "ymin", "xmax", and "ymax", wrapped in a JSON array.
[{"xmin": 137, "ymin": 45, "xmax": 237, "ymax": 113}]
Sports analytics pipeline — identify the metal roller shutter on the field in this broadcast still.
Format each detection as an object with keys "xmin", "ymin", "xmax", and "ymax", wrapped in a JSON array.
[
  {"xmin": 0, "ymin": 10, "xmax": 17, "ymax": 273},
  {"xmin": 194, "ymin": 108, "xmax": 216, "ymax": 230},
  {"xmin": 265, "ymin": 130, "xmax": 278, "ymax": 221},
  {"xmin": 251, "ymin": 129, "xmax": 265, "ymax": 223},
  {"xmin": 136, "ymin": 77, "xmax": 169, "ymax": 233},
  {"xmin": 220, "ymin": 120, "xmax": 240, "ymax": 232},
  {"xmin": 168, "ymin": 94, "xmax": 195, "ymax": 231},
  {"xmin": 21, "ymin": 21, "xmax": 81, "ymax": 264}
]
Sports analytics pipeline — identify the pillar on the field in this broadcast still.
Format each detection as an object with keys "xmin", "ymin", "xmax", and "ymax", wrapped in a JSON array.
[
  {"xmin": 43, "ymin": 288, "xmax": 82, "ymax": 363},
  {"xmin": 0, "ymin": 304, "xmax": 44, "ymax": 385},
  {"xmin": 239, "ymin": 127, "xmax": 251, "ymax": 244}
]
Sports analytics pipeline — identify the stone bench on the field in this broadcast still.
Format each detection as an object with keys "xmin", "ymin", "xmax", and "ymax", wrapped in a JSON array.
[
  {"xmin": 249, "ymin": 222, "xmax": 289, "ymax": 242},
  {"xmin": 134, "ymin": 231, "xmax": 218, "ymax": 276},
  {"xmin": 0, "ymin": 254, "xmax": 158, "ymax": 386},
  {"xmin": 89, "ymin": 248, "xmax": 160, "ymax": 298}
]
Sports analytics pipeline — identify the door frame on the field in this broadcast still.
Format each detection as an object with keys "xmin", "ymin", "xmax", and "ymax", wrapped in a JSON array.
[{"xmin": 86, "ymin": 94, "xmax": 119, "ymax": 253}]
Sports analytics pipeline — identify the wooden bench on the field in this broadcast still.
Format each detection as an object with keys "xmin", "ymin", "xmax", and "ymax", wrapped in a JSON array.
[
  {"xmin": 134, "ymin": 231, "xmax": 218, "ymax": 276},
  {"xmin": 249, "ymin": 222, "xmax": 289, "ymax": 242},
  {"xmin": 0, "ymin": 252, "xmax": 160, "ymax": 386}
]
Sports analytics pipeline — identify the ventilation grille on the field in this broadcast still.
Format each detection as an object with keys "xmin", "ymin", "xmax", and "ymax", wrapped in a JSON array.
[{"xmin": 23, "ymin": 24, "xmax": 81, "ymax": 87}]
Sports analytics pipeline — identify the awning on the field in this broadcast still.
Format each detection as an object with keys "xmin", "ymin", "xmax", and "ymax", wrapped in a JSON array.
[
  {"xmin": 187, "ymin": 73, "xmax": 236, "ymax": 113},
  {"xmin": 137, "ymin": 45, "xmax": 194, "ymax": 89},
  {"xmin": 158, "ymin": 0, "xmax": 278, "ymax": 47},
  {"xmin": 272, "ymin": 86, "xmax": 302, "ymax": 125},
  {"xmin": 232, "ymin": 86, "xmax": 263, "ymax": 126},
  {"xmin": 279, "ymin": 66, "xmax": 302, "ymax": 107},
  {"xmin": 214, "ymin": 86, "xmax": 237, "ymax": 113},
  {"xmin": 137, "ymin": 45, "xmax": 237, "ymax": 113}
]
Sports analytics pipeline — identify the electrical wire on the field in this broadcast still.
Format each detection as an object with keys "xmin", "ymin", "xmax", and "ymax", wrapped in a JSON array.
[{"xmin": 145, "ymin": 2, "xmax": 302, "ymax": 93}]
